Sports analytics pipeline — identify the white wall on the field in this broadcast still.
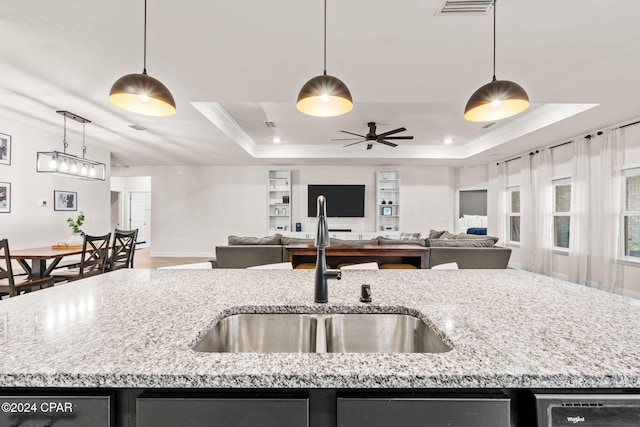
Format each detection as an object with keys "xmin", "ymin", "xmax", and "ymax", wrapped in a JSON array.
[
  {"xmin": 115, "ymin": 164, "xmax": 457, "ymax": 257},
  {"xmin": 0, "ymin": 114, "xmax": 111, "ymax": 249}
]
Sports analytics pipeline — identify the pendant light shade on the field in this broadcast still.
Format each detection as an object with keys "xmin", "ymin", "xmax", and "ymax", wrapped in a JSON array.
[
  {"xmin": 464, "ymin": 0, "xmax": 529, "ymax": 122},
  {"xmin": 464, "ymin": 78, "xmax": 529, "ymax": 122},
  {"xmin": 296, "ymin": 73, "xmax": 353, "ymax": 117},
  {"xmin": 109, "ymin": 0, "xmax": 176, "ymax": 117},
  {"xmin": 296, "ymin": 0, "xmax": 353, "ymax": 117},
  {"xmin": 109, "ymin": 71, "xmax": 176, "ymax": 117}
]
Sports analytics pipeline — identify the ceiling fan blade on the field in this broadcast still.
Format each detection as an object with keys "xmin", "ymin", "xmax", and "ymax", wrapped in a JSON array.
[
  {"xmin": 379, "ymin": 140, "xmax": 398, "ymax": 148},
  {"xmin": 383, "ymin": 136, "xmax": 414, "ymax": 140},
  {"xmin": 340, "ymin": 130, "xmax": 366, "ymax": 138},
  {"xmin": 343, "ymin": 140, "xmax": 365, "ymax": 147},
  {"xmin": 366, "ymin": 144, "xmax": 373, "ymax": 150},
  {"xmin": 332, "ymin": 138, "xmax": 363, "ymax": 141},
  {"xmin": 377, "ymin": 127, "xmax": 407, "ymax": 138}
]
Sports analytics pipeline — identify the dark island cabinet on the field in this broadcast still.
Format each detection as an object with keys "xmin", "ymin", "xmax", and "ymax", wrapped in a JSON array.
[
  {"xmin": 136, "ymin": 393, "xmax": 309, "ymax": 427},
  {"xmin": 336, "ymin": 392, "xmax": 510, "ymax": 427}
]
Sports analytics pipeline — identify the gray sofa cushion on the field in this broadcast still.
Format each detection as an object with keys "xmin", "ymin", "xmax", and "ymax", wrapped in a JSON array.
[
  {"xmin": 428, "ymin": 247, "xmax": 511, "ymax": 269},
  {"xmin": 228, "ymin": 234, "xmax": 282, "ymax": 245},
  {"xmin": 215, "ymin": 245, "xmax": 284, "ymax": 268},
  {"xmin": 281, "ymin": 237, "xmax": 314, "ymax": 245},
  {"xmin": 377, "ymin": 237, "xmax": 427, "ymax": 247},
  {"xmin": 456, "ymin": 233, "xmax": 499, "ymax": 244},
  {"xmin": 429, "ymin": 238, "xmax": 495, "ymax": 247},
  {"xmin": 330, "ymin": 238, "xmax": 379, "ymax": 246}
]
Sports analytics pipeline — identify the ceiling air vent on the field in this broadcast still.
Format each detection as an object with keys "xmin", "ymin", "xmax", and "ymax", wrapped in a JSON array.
[
  {"xmin": 481, "ymin": 122, "xmax": 497, "ymax": 129},
  {"xmin": 129, "ymin": 124, "xmax": 146, "ymax": 131},
  {"xmin": 435, "ymin": 0, "xmax": 494, "ymax": 16},
  {"xmin": 264, "ymin": 121, "xmax": 277, "ymax": 128}
]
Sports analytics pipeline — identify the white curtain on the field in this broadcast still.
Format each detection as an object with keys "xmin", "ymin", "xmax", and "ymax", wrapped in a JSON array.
[
  {"xmin": 598, "ymin": 128, "xmax": 624, "ymax": 292},
  {"xmin": 520, "ymin": 154, "xmax": 534, "ymax": 270},
  {"xmin": 533, "ymin": 149, "xmax": 554, "ymax": 275},
  {"xmin": 520, "ymin": 149, "xmax": 554, "ymax": 275},
  {"xmin": 495, "ymin": 162, "xmax": 507, "ymax": 246},
  {"xmin": 568, "ymin": 138, "xmax": 591, "ymax": 285}
]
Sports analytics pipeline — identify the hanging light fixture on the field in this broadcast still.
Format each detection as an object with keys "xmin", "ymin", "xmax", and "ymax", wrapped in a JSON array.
[
  {"xmin": 36, "ymin": 111, "xmax": 107, "ymax": 181},
  {"xmin": 464, "ymin": 0, "xmax": 529, "ymax": 122},
  {"xmin": 296, "ymin": 0, "xmax": 353, "ymax": 117},
  {"xmin": 109, "ymin": 0, "xmax": 176, "ymax": 117}
]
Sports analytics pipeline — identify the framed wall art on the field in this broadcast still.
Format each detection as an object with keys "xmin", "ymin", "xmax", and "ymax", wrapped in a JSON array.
[
  {"xmin": 54, "ymin": 190, "xmax": 77, "ymax": 211},
  {"xmin": 0, "ymin": 133, "xmax": 10, "ymax": 165},
  {"xmin": 0, "ymin": 182, "xmax": 10, "ymax": 213}
]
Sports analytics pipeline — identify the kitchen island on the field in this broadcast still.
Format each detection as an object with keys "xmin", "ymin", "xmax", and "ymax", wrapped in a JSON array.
[{"xmin": 1, "ymin": 268, "xmax": 639, "ymax": 425}]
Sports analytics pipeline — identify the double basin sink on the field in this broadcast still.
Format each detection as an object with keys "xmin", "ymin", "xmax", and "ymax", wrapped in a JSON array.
[{"xmin": 193, "ymin": 312, "xmax": 452, "ymax": 354}]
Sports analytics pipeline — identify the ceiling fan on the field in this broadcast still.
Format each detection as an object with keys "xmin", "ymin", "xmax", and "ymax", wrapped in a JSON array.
[{"xmin": 333, "ymin": 122, "xmax": 414, "ymax": 150}]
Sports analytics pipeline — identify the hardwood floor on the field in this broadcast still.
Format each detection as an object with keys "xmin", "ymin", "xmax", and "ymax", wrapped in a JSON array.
[{"xmin": 132, "ymin": 248, "xmax": 211, "ymax": 269}]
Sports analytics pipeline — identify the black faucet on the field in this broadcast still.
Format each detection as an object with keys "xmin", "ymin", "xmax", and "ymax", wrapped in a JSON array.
[{"xmin": 314, "ymin": 195, "xmax": 341, "ymax": 303}]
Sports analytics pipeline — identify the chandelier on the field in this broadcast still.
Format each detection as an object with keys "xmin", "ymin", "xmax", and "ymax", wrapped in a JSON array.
[{"xmin": 36, "ymin": 111, "xmax": 106, "ymax": 181}]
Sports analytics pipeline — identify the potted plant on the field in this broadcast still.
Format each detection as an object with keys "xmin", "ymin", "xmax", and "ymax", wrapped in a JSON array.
[{"xmin": 67, "ymin": 211, "xmax": 85, "ymax": 245}]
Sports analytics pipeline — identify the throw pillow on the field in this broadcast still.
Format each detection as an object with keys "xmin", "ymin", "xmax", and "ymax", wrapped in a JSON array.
[
  {"xmin": 228, "ymin": 234, "xmax": 282, "ymax": 245},
  {"xmin": 400, "ymin": 232, "xmax": 421, "ymax": 240},
  {"xmin": 428, "ymin": 229, "xmax": 446, "ymax": 239}
]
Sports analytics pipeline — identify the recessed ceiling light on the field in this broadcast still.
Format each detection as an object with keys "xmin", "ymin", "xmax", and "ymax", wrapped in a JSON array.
[
  {"xmin": 272, "ymin": 137, "xmax": 282, "ymax": 144},
  {"xmin": 443, "ymin": 138, "xmax": 454, "ymax": 144}
]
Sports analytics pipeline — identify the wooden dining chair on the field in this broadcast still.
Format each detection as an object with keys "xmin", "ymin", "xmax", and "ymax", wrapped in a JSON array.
[
  {"xmin": 0, "ymin": 239, "xmax": 54, "ymax": 298},
  {"xmin": 51, "ymin": 233, "xmax": 112, "ymax": 282},
  {"xmin": 109, "ymin": 229, "xmax": 138, "ymax": 271}
]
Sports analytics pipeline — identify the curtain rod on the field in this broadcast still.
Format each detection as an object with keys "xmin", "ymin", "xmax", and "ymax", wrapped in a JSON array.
[{"xmin": 498, "ymin": 118, "xmax": 640, "ymax": 165}]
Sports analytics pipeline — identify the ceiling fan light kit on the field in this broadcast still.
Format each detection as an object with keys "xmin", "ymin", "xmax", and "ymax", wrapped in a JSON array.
[
  {"xmin": 464, "ymin": 0, "xmax": 529, "ymax": 122},
  {"xmin": 109, "ymin": 0, "xmax": 176, "ymax": 117},
  {"xmin": 296, "ymin": 0, "xmax": 353, "ymax": 117}
]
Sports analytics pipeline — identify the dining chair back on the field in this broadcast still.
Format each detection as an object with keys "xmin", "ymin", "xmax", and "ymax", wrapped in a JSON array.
[
  {"xmin": 79, "ymin": 233, "xmax": 112, "ymax": 278},
  {"xmin": 0, "ymin": 239, "xmax": 54, "ymax": 298},
  {"xmin": 110, "ymin": 229, "xmax": 138, "ymax": 271},
  {"xmin": 52, "ymin": 233, "xmax": 112, "ymax": 282}
]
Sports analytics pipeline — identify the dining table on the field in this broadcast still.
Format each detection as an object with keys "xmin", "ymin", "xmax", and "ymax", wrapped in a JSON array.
[{"xmin": 9, "ymin": 245, "xmax": 85, "ymax": 278}]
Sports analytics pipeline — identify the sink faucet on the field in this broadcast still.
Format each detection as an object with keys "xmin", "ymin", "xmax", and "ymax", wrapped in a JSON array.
[{"xmin": 314, "ymin": 195, "xmax": 341, "ymax": 303}]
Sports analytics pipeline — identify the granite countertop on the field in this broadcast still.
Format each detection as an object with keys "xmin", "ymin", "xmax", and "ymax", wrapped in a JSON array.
[{"xmin": 0, "ymin": 268, "xmax": 639, "ymax": 389}]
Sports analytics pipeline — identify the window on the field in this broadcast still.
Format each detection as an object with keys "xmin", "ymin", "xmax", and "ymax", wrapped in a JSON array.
[
  {"xmin": 623, "ymin": 169, "xmax": 640, "ymax": 259},
  {"xmin": 507, "ymin": 187, "xmax": 520, "ymax": 243},
  {"xmin": 553, "ymin": 179, "xmax": 571, "ymax": 249}
]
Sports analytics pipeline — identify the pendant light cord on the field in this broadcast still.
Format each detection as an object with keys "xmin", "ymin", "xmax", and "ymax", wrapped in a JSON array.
[
  {"xmin": 492, "ymin": 0, "xmax": 496, "ymax": 82},
  {"xmin": 323, "ymin": 0, "xmax": 327, "ymax": 76},
  {"xmin": 143, "ymin": 0, "xmax": 148, "ymax": 75}
]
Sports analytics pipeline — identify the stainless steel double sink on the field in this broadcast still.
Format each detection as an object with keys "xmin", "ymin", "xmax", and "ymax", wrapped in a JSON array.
[{"xmin": 193, "ymin": 313, "xmax": 452, "ymax": 354}]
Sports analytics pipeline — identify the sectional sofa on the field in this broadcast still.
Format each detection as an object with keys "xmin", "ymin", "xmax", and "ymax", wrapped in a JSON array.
[{"xmin": 212, "ymin": 232, "xmax": 512, "ymax": 269}]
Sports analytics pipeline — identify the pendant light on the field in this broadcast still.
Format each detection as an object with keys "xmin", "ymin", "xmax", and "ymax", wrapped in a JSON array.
[
  {"xmin": 296, "ymin": 0, "xmax": 353, "ymax": 117},
  {"xmin": 109, "ymin": 0, "xmax": 176, "ymax": 117},
  {"xmin": 464, "ymin": 0, "xmax": 529, "ymax": 122}
]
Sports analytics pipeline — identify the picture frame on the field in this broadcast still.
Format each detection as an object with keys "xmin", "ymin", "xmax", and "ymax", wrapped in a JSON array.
[
  {"xmin": 54, "ymin": 190, "xmax": 78, "ymax": 211},
  {"xmin": 0, "ymin": 182, "xmax": 10, "ymax": 213},
  {"xmin": 0, "ymin": 133, "xmax": 10, "ymax": 165},
  {"xmin": 382, "ymin": 206, "xmax": 392, "ymax": 216}
]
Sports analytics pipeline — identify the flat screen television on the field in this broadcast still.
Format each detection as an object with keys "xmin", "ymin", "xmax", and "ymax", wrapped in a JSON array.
[{"xmin": 307, "ymin": 185, "xmax": 365, "ymax": 217}]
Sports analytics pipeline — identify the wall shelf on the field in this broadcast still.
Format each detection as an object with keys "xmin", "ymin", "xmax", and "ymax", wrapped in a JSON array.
[
  {"xmin": 376, "ymin": 170, "xmax": 400, "ymax": 232},
  {"xmin": 268, "ymin": 170, "xmax": 292, "ymax": 233}
]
